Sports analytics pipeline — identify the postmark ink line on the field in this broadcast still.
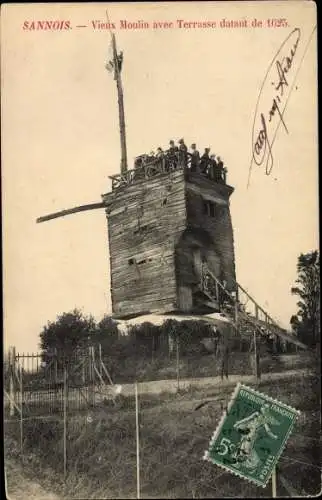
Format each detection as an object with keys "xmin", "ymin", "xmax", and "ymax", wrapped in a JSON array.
[
  {"xmin": 280, "ymin": 455, "xmax": 322, "ymax": 470},
  {"xmin": 291, "ymin": 432, "xmax": 321, "ymax": 443}
]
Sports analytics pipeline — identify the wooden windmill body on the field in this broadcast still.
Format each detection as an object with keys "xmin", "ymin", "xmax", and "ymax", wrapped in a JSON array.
[
  {"xmin": 103, "ymin": 170, "xmax": 235, "ymax": 319},
  {"xmin": 38, "ymin": 32, "xmax": 236, "ymax": 320}
]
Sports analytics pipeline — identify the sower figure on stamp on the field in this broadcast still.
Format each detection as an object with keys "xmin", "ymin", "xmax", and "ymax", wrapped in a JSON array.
[{"xmin": 232, "ymin": 403, "xmax": 280, "ymax": 469}]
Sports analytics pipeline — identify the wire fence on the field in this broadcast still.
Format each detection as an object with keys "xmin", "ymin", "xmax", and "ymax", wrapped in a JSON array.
[
  {"xmin": 4, "ymin": 336, "xmax": 312, "ymax": 419},
  {"xmin": 4, "ymin": 342, "xmax": 320, "ymax": 498}
]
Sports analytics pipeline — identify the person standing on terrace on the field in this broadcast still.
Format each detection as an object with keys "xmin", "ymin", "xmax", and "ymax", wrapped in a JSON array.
[
  {"xmin": 200, "ymin": 147, "xmax": 211, "ymax": 174},
  {"xmin": 189, "ymin": 143, "xmax": 200, "ymax": 172},
  {"xmin": 208, "ymin": 154, "xmax": 218, "ymax": 180},
  {"xmin": 166, "ymin": 140, "xmax": 178, "ymax": 169},
  {"xmin": 156, "ymin": 147, "xmax": 165, "ymax": 170},
  {"xmin": 178, "ymin": 138, "xmax": 188, "ymax": 167},
  {"xmin": 168, "ymin": 140, "xmax": 179, "ymax": 155},
  {"xmin": 217, "ymin": 156, "xmax": 226, "ymax": 183}
]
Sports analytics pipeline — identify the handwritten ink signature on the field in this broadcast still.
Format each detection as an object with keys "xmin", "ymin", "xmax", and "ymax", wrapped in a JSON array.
[
  {"xmin": 248, "ymin": 24, "xmax": 317, "ymax": 186},
  {"xmin": 250, "ymin": 28, "xmax": 301, "ymax": 180}
]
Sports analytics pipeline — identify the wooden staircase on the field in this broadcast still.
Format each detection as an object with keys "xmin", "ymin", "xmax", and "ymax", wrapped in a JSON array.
[{"xmin": 197, "ymin": 263, "xmax": 308, "ymax": 351}]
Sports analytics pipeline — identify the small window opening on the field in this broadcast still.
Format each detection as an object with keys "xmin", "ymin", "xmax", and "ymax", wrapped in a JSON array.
[
  {"xmin": 137, "ymin": 257, "xmax": 153, "ymax": 266},
  {"xmin": 203, "ymin": 200, "xmax": 217, "ymax": 217},
  {"xmin": 128, "ymin": 258, "xmax": 135, "ymax": 265}
]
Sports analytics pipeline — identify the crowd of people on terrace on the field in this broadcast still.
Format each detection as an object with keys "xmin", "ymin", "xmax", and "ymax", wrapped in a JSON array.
[{"xmin": 133, "ymin": 138, "xmax": 228, "ymax": 184}]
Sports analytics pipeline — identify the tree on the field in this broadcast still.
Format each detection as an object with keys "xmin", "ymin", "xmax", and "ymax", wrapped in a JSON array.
[
  {"xmin": 39, "ymin": 308, "xmax": 97, "ymax": 360},
  {"xmin": 290, "ymin": 251, "xmax": 320, "ymax": 347},
  {"xmin": 95, "ymin": 315, "xmax": 119, "ymax": 349}
]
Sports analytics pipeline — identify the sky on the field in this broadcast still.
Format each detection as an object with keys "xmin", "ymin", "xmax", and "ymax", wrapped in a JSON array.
[{"xmin": 2, "ymin": 2, "xmax": 318, "ymax": 353}]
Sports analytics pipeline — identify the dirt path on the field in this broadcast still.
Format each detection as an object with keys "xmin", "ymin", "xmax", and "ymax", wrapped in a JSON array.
[
  {"xmin": 5, "ymin": 458, "xmax": 61, "ymax": 500},
  {"xmin": 100, "ymin": 367, "xmax": 311, "ymax": 397},
  {"xmin": 4, "ymin": 367, "xmax": 311, "ymax": 410}
]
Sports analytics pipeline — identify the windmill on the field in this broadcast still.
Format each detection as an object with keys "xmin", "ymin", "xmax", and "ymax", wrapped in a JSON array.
[
  {"xmin": 36, "ymin": 17, "xmax": 237, "ymax": 321},
  {"xmin": 36, "ymin": 24, "xmax": 308, "ymax": 353}
]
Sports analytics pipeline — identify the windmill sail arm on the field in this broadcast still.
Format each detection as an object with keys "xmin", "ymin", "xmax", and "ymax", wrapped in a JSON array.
[{"xmin": 36, "ymin": 202, "xmax": 106, "ymax": 223}]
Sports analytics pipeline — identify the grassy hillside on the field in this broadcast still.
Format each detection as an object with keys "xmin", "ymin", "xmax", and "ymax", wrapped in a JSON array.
[{"xmin": 5, "ymin": 368, "xmax": 320, "ymax": 499}]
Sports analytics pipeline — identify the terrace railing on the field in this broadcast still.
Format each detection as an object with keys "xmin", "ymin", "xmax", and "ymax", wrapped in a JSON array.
[
  {"xmin": 108, "ymin": 153, "xmax": 227, "ymax": 190},
  {"xmin": 108, "ymin": 156, "xmax": 180, "ymax": 190}
]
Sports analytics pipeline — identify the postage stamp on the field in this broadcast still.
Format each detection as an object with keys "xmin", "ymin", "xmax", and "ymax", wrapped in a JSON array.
[{"xmin": 203, "ymin": 383, "xmax": 300, "ymax": 487}]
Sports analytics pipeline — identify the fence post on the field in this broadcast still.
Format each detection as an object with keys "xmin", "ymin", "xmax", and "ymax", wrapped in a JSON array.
[
  {"xmin": 88, "ymin": 345, "xmax": 93, "ymax": 406},
  {"xmin": 88, "ymin": 346, "xmax": 95, "ymax": 406},
  {"xmin": 19, "ymin": 365, "xmax": 23, "ymax": 460},
  {"xmin": 9, "ymin": 346, "xmax": 16, "ymax": 417},
  {"xmin": 63, "ymin": 364, "xmax": 67, "ymax": 480},
  {"xmin": 168, "ymin": 333, "xmax": 172, "ymax": 359},
  {"xmin": 151, "ymin": 336, "xmax": 155, "ymax": 363},
  {"xmin": 81, "ymin": 349, "xmax": 86, "ymax": 384},
  {"xmin": 253, "ymin": 329, "xmax": 258, "ymax": 380},
  {"xmin": 92, "ymin": 346, "xmax": 96, "ymax": 406},
  {"xmin": 271, "ymin": 465, "xmax": 277, "ymax": 497},
  {"xmin": 54, "ymin": 348, "xmax": 58, "ymax": 383},
  {"xmin": 135, "ymin": 382, "xmax": 140, "ymax": 499},
  {"xmin": 99, "ymin": 344, "xmax": 103, "ymax": 378},
  {"xmin": 176, "ymin": 336, "xmax": 180, "ymax": 392}
]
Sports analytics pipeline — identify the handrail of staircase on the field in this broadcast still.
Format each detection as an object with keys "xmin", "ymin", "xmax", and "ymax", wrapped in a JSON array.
[
  {"xmin": 201, "ymin": 264, "xmax": 308, "ymax": 350},
  {"xmin": 202, "ymin": 266, "xmax": 264, "ymax": 331},
  {"xmin": 202, "ymin": 264, "xmax": 281, "ymax": 330},
  {"xmin": 201, "ymin": 266, "xmax": 276, "ymax": 350},
  {"xmin": 203, "ymin": 265, "xmax": 279, "ymax": 330},
  {"xmin": 201, "ymin": 264, "xmax": 234, "ymax": 306},
  {"xmin": 234, "ymin": 280, "xmax": 281, "ymax": 328}
]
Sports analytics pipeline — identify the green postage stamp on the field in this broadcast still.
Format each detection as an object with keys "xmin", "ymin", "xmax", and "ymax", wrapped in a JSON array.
[{"xmin": 203, "ymin": 383, "xmax": 300, "ymax": 487}]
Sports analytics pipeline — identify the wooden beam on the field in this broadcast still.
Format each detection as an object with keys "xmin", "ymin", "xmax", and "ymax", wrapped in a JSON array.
[
  {"xmin": 111, "ymin": 33, "xmax": 128, "ymax": 174},
  {"xmin": 36, "ymin": 202, "xmax": 106, "ymax": 223}
]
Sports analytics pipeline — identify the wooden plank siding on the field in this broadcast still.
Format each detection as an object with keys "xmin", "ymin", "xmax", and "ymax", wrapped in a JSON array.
[
  {"xmin": 103, "ymin": 171, "xmax": 187, "ymax": 317},
  {"xmin": 102, "ymin": 170, "xmax": 236, "ymax": 318}
]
